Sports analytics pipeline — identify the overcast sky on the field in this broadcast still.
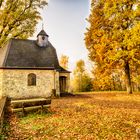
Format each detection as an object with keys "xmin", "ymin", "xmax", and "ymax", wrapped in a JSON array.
[{"xmin": 32, "ymin": 0, "xmax": 90, "ymax": 71}]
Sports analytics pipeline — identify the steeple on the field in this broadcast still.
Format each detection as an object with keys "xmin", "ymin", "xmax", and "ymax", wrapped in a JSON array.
[
  {"xmin": 37, "ymin": 29, "xmax": 49, "ymax": 47},
  {"xmin": 37, "ymin": 29, "xmax": 49, "ymax": 37}
]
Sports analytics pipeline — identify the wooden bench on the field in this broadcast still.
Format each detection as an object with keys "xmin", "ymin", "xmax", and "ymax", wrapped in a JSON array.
[
  {"xmin": 0, "ymin": 97, "xmax": 7, "ymax": 133},
  {"xmin": 11, "ymin": 98, "xmax": 51, "ymax": 114}
]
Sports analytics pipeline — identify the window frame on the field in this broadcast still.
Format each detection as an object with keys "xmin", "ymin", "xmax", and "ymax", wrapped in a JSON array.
[{"xmin": 28, "ymin": 73, "xmax": 36, "ymax": 86}]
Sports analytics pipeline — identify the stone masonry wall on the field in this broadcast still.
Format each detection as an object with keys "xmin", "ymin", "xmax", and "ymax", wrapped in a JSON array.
[
  {"xmin": 55, "ymin": 71, "xmax": 60, "ymax": 96},
  {"xmin": 0, "ymin": 70, "xmax": 3, "ymax": 99},
  {"xmin": 2, "ymin": 69, "xmax": 56, "ymax": 99}
]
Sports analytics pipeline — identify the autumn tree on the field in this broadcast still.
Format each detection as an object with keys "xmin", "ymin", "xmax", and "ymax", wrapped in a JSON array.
[
  {"xmin": 0, "ymin": 0, "xmax": 47, "ymax": 47},
  {"xmin": 85, "ymin": 0, "xmax": 140, "ymax": 94},
  {"xmin": 72, "ymin": 59, "xmax": 92, "ymax": 92},
  {"xmin": 92, "ymin": 67, "xmax": 126, "ymax": 91},
  {"xmin": 60, "ymin": 55, "xmax": 69, "ymax": 70}
]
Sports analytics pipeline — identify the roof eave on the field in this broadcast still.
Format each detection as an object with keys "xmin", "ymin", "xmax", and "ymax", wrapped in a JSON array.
[{"xmin": 0, "ymin": 67, "xmax": 55, "ymax": 70}]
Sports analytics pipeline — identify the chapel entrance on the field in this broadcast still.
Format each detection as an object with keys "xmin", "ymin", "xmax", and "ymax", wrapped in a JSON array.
[{"xmin": 59, "ymin": 76, "xmax": 67, "ymax": 93}]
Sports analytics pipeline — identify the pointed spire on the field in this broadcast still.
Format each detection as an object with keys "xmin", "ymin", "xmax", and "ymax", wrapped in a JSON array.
[{"xmin": 37, "ymin": 29, "xmax": 49, "ymax": 37}]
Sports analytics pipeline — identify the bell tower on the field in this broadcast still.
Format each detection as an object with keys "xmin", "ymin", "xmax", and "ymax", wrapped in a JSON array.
[{"xmin": 37, "ymin": 29, "xmax": 49, "ymax": 47}]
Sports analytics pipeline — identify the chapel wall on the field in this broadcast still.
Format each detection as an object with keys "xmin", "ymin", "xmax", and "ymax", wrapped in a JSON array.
[
  {"xmin": 0, "ymin": 70, "xmax": 3, "ymax": 99},
  {"xmin": 2, "ymin": 69, "xmax": 55, "ymax": 99}
]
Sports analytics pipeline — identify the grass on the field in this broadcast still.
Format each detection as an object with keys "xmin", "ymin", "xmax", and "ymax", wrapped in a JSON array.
[{"xmin": 5, "ymin": 92, "xmax": 140, "ymax": 140}]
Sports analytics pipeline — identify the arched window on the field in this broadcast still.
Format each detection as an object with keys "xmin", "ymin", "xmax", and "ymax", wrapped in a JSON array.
[
  {"xmin": 28, "ymin": 73, "xmax": 36, "ymax": 86},
  {"xmin": 42, "ymin": 36, "xmax": 45, "ymax": 40}
]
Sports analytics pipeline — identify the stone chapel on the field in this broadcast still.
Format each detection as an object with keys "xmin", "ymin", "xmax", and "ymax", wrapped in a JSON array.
[{"xmin": 0, "ymin": 30, "xmax": 70, "ymax": 99}]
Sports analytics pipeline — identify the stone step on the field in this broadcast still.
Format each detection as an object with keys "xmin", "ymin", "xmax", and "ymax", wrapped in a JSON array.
[
  {"xmin": 12, "ymin": 105, "xmax": 50, "ymax": 113},
  {"xmin": 11, "ymin": 98, "xmax": 51, "ymax": 113},
  {"xmin": 11, "ymin": 98, "xmax": 50, "ymax": 104}
]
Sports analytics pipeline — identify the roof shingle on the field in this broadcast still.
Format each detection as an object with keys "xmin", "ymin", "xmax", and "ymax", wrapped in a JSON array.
[{"xmin": 0, "ymin": 38, "xmax": 59, "ymax": 68}]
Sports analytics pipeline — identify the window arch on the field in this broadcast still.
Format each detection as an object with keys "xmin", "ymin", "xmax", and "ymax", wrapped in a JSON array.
[{"xmin": 28, "ymin": 73, "xmax": 36, "ymax": 86}]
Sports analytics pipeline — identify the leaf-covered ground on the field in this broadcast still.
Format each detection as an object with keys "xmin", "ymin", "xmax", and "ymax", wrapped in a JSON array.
[{"xmin": 4, "ymin": 92, "xmax": 140, "ymax": 140}]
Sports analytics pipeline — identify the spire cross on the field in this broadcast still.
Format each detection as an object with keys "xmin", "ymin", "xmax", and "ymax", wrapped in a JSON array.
[{"xmin": 42, "ymin": 23, "xmax": 44, "ymax": 30}]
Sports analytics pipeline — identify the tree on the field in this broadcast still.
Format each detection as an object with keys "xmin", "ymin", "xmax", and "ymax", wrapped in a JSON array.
[
  {"xmin": 85, "ymin": 0, "xmax": 140, "ymax": 94},
  {"xmin": 60, "ymin": 55, "xmax": 69, "ymax": 70},
  {"xmin": 0, "ymin": 0, "xmax": 47, "ymax": 47},
  {"xmin": 72, "ymin": 59, "xmax": 93, "ymax": 92},
  {"xmin": 92, "ymin": 67, "xmax": 126, "ymax": 91}
]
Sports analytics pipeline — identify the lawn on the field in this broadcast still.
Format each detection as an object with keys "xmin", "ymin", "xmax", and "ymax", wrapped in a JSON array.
[{"xmin": 4, "ymin": 92, "xmax": 140, "ymax": 140}]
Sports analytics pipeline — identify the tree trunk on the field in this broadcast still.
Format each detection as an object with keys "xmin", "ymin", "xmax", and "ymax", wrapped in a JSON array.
[
  {"xmin": 124, "ymin": 61, "xmax": 132, "ymax": 94},
  {"xmin": 119, "ymin": 78, "xmax": 123, "ymax": 91}
]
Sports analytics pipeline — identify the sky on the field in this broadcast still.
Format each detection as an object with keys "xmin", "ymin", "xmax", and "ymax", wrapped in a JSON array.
[{"xmin": 32, "ymin": 0, "xmax": 90, "ymax": 71}]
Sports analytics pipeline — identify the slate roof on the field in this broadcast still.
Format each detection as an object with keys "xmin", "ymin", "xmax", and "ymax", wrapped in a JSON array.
[
  {"xmin": 0, "ymin": 38, "xmax": 63, "ymax": 70},
  {"xmin": 57, "ymin": 66, "xmax": 71, "ymax": 73}
]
